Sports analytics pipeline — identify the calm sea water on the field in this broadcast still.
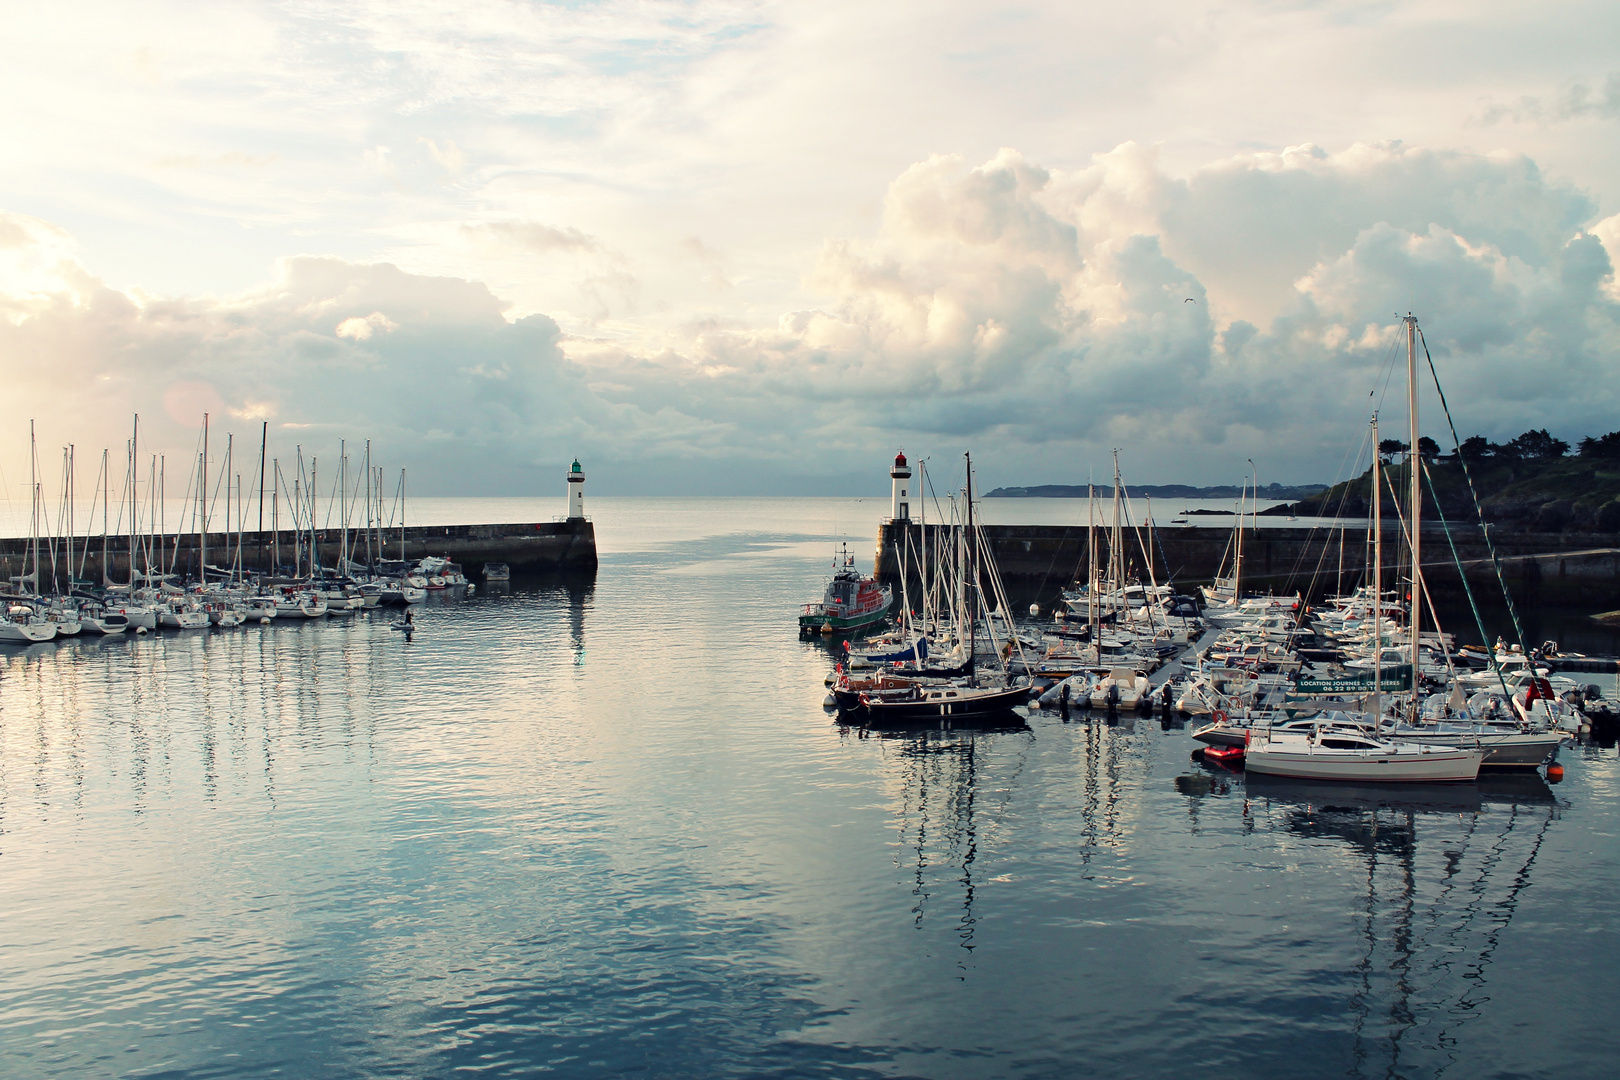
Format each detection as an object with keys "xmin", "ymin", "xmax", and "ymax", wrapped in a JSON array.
[
  {"xmin": 2, "ymin": 498, "xmax": 1617, "ymax": 1079},
  {"xmin": 0, "ymin": 494, "xmax": 1336, "ymax": 542}
]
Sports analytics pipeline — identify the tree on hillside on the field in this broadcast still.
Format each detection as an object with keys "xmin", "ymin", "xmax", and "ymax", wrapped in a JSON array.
[
  {"xmin": 1457, "ymin": 435, "xmax": 1495, "ymax": 462},
  {"xmin": 1578, "ymin": 431, "xmax": 1620, "ymax": 460},
  {"xmin": 1378, "ymin": 439, "xmax": 1408, "ymax": 462},
  {"xmin": 1509, "ymin": 429, "xmax": 1569, "ymax": 459},
  {"xmin": 1416, "ymin": 436, "xmax": 1441, "ymax": 462}
]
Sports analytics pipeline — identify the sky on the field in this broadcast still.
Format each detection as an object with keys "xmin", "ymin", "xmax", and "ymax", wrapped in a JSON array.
[{"xmin": 1, "ymin": 0, "xmax": 1618, "ymax": 499}]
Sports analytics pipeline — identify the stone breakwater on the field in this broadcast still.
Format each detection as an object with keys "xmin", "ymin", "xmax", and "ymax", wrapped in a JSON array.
[
  {"xmin": 873, "ymin": 521, "xmax": 1620, "ymax": 609},
  {"xmin": 0, "ymin": 518, "xmax": 597, "ymax": 584}
]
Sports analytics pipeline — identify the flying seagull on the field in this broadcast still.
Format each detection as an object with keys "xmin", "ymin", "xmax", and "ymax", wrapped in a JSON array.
[{"xmin": 1184, "ymin": 298, "xmax": 1196, "ymax": 303}]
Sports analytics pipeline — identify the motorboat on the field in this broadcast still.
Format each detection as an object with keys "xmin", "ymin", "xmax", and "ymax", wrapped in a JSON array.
[
  {"xmin": 244, "ymin": 596, "xmax": 279, "ymax": 621},
  {"xmin": 1035, "ymin": 671, "xmax": 1100, "ymax": 708},
  {"xmin": 483, "ymin": 562, "xmax": 510, "ymax": 581},
  {"xmin": 158, "ymin": 599, "xmax": 210, "ymax": 629},
  {"xmin": 799, "ymin": 544, "xmax": 893, "ymax": 636},
  {"xmin": 1089, "ymin": 667, "xmax": 1150, "ymax": 709},
  {"xmin": 276, "ymin": 590, "xmax": 329, "ymax": 618}
]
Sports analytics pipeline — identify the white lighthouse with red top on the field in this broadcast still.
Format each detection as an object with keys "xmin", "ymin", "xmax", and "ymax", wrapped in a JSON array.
[{"xmin": 890, "ymin": 451, "xmax": 911, "ymax": 522}]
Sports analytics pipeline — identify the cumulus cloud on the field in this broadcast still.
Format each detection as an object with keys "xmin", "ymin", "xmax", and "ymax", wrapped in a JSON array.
[
  {"xmin": 0, "ymin": 234, "xmax": 618, "ymax": 494},
  {"xmin": 2, "ymin": 138, "xmax": 1618, "ymax": 494},
  {"xmin": 606, "ymin": 141, "xmax": 1619, "ymax": 486}
]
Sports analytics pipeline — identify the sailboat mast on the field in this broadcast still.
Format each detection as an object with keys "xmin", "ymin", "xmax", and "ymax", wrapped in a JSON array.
[
  {"xmin": 293, "ymin": 455, "xmax": 302, "ymax": 578},
  {"xmin": 1111, "ymin": 451, "xmax": 1123, "ymax": 616},
  {"xmin": 101, "ymin": 448, "xmax": 109, "ymax": 586},
  {"xmin": 964, "ymin": 452, "xmax": 976, "ymax": 671},
  {"xmin": 1088, "ymin": 481, "xmax": 1099, "ymax": 665},
  {"xmin": 224, "ymin": 435, "xmax": 233, "ymax": 585},
  {"xmin": 400, "ymin": 468, "xmax": 407, "ymax": 562},
  {"xmin": 309, "ymin": 456, "xmax": 318, "ymax": 578},
  {"xmin": 129, "ymin": 416, "xmax": 138, "ymax": 587},
  {"xmin": 204, "ymin": 414, "xmax": 212, "ymax": 579},
  {"xmin": 364, "ymin": 440, "xmax": 373, "ymax": 572},
  {"xmin": 1233, "ymin": 473, "xmax": 1245, "ymax": 601},
  {"xmin": 235, "ymin": 474, "xmax": 243, "ymax": 584},
  {"xmin": 1406, "ymin": 315, "xmax": 1422, "ymax": 709},
  {"xmin": 29, "ymin": 420, "xmax": 38, "ymax": 595},
  {"xmin": 339, "ymin": 440, "xmax": 348, "ymax": 576},
  {"xmin": 1372, "ymin": 415, "xmax": 1383, "ymax": 705},
  {"xmin": 65, "ymin": 445, "xmax": 74, "ymax": 593},
  {"xmin": 158, "ymin": 455, "xmax": 165, "ymax": 576},
  {"xmin": 258, "ymin": 420, "xmax": 268, "ymax": 576},
  {"xmin": 918, "ymin": 459, "xmax": 928, "ymax": 632}
]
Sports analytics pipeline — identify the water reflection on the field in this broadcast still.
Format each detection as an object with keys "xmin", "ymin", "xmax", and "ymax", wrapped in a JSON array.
[
  {"xmin": 2, "ymin": 553, "xmax": 1613, "ymax": 1080},
  {"xmin": 868, "ymin": 725, "xmax": 1031, "ymax": 979},
  {"xmin": 1212, "ymin": 771, "xmax": 1561, "ymax": 1079}
]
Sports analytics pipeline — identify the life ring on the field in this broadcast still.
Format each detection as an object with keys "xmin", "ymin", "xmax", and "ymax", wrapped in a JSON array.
[{"xmin": 1211, "ymin": 709, "xmax": 1230, "ymax": 725}]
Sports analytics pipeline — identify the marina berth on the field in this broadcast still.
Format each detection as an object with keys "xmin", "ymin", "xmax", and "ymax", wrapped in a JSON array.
[{"xmin": 825, "ymin": 314, "xmax": 1607, "ymax": 782}]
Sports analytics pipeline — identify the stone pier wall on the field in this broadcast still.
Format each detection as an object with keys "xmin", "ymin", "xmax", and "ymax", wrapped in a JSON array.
[
  {"xmin": 0, "ymin": 518, "xmax": 597, "ymax": 587},
  {"xmin": 873, "ymin": 521, "xmax": 1620, "ymax": 609}
]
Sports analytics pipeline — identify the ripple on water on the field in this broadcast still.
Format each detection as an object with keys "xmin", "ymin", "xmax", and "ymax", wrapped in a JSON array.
[{"xmin": 2, "ymin": 520, "xmax": 1619, "ymax": 1078}]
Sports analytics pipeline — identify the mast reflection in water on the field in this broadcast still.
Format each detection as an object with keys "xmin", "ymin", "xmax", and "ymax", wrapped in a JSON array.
[
  {"xmin": 1235, "ymin": 773, "xmax": 1559, "ymax": 1079},
  {"xmin": 1, "ymin": 496, "xmax": 1617, "ymax": 1080}
]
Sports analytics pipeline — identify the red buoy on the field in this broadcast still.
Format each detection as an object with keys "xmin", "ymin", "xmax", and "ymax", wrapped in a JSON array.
[{"xmin": 1547, "ymin": 763, "xmax": 1565, "ymax": 783}]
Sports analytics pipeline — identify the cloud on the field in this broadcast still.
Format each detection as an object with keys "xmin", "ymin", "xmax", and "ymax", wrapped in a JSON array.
[
  {"xmin": 468, "ymin": 221, "xmax": 602, "ymax": 255},
  {"xmin": 614, "ymin": 141, "xmax": 1619, "ymax": 485},
  {"xmin": 335, "ymin": 311, "xmax": 398, "ymax": 340},
  {"xmin": 1481, "ymin": 73, "xmax": 1620, "ymax": 125},
  {"xmin": 419, "ymin": 137, "xmax": 465, "ymax": 177},
  {"xmin": 1, "ymin": 137, "xmax": 1617, "ymax": 495}
]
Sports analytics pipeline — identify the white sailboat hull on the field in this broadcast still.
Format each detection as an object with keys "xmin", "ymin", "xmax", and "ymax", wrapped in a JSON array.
[
  {"xmin": 121, "ymin": 606, "xmax": 159, "ymax": 630},
  {"xmin": 81, "ymin": 615, "xmax": 129, "ymax": 635},
  {"xmin": 1244, "ymin": 745, "xmax": 1483, "ymax": 782},
  {"xmin": 0, "ymin": 621, "xmax": 56, "ymax": 643}
]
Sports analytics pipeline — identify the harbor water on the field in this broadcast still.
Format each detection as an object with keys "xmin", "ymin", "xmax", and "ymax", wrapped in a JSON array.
[{"xmin": 2, "ymin": 498, "xmax": 1617, "ymax": 1078}]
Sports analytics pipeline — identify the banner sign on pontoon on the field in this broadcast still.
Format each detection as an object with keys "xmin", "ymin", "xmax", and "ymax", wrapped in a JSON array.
[{"xmin": 1295, "ymin": 666, "xmax": 1413, "ymax": 694}]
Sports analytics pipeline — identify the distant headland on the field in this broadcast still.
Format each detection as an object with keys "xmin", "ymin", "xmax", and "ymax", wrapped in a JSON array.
[{"xmin": 984, "ymin": 482, "xmax": 1330, "ymax": 500}]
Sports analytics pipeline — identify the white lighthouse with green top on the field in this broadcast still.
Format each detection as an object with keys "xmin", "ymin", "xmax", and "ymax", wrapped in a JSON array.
[{"xmin": 567, "ymin": 459, "xmax": 585, "ymax": 519}]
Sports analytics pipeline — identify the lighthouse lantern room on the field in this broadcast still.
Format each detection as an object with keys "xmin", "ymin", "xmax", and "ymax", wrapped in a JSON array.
[
  {"xmin": 567, "ymin": 459, "xmax": 586, "ymax": 519},
  {"xmin": 889, "ymin": 452, "xmax": 911, "ymax": 522}
]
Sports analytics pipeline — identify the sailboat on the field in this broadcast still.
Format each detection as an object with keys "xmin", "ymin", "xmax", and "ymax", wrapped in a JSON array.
[
  {"xmin": 1244, "ymin": 724, "xmax": 1484, "ymax": 782},
  {"xmin": 1195, "ymin": 316, "xmax": 1541, "ymax": 781},
  {"xmin": 857, "ymin": 454, "xmax": 1029, "ymax": 724}
]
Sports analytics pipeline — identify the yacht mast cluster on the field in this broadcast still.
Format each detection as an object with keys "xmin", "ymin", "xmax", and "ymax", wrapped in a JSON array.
[
  {"xmin": 814, "ymin": 315, "xmax": 1582, "ymax": 783},
  {"xmin": 0, "ymin": 414, "xmax": 467, "ymax": 641}
]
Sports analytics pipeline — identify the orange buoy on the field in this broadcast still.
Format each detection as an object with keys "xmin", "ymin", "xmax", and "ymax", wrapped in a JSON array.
[{"xmin": 1547, "ymin": 763, "xmax": 1565, "ymax": 783}]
